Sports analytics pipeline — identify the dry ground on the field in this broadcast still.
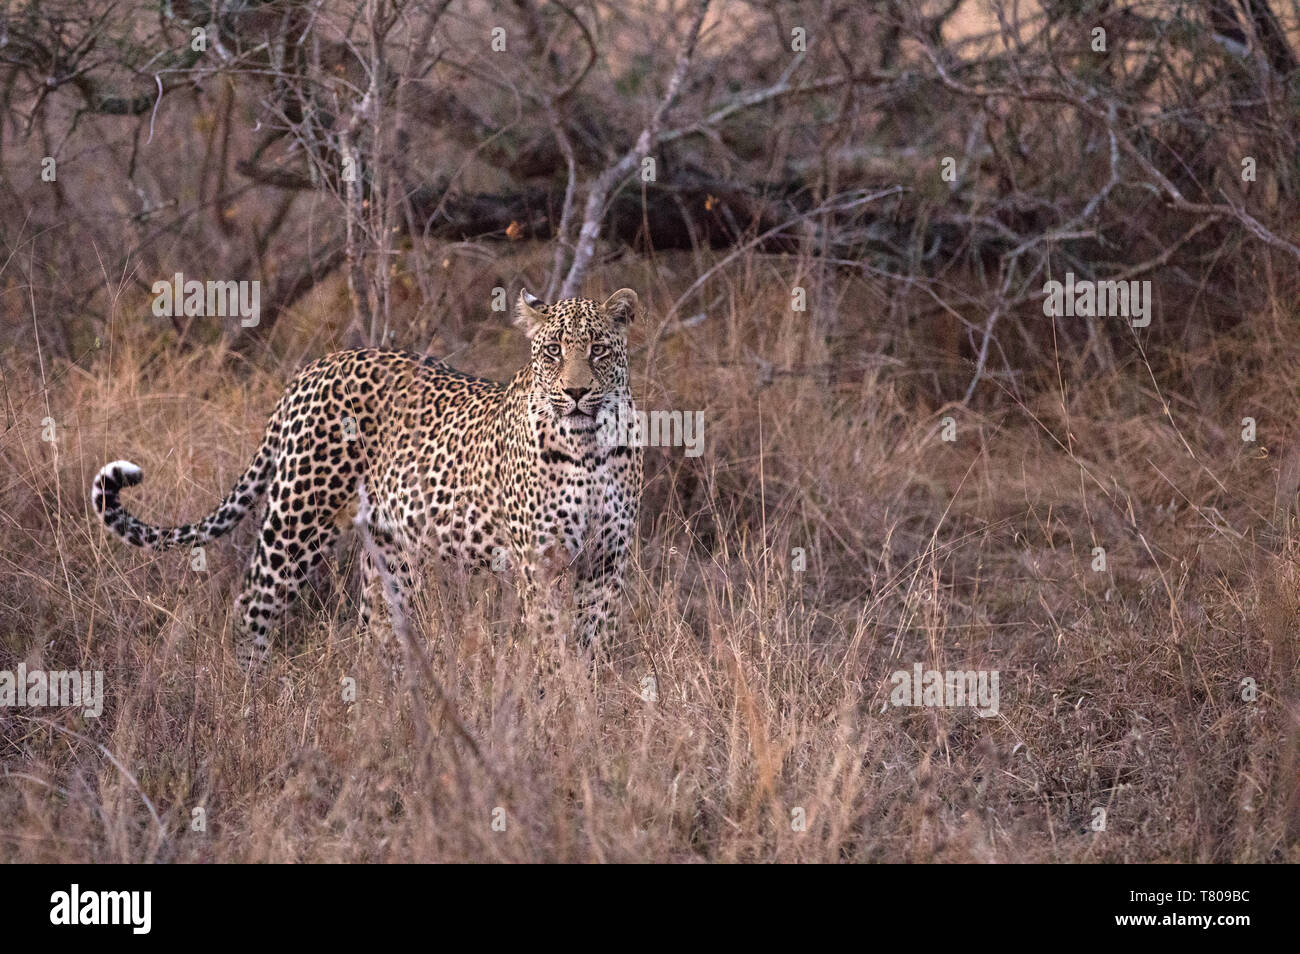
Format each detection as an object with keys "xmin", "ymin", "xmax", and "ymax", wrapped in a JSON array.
[{"xmin": 2, "ymin": 251, "xmax": 1299, "ymax": 862}]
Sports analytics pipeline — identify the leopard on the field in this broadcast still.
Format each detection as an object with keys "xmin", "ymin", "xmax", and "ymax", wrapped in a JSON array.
[{"xmin": 91, "ymin": 288, "xmax": 643, "ymax": 669}]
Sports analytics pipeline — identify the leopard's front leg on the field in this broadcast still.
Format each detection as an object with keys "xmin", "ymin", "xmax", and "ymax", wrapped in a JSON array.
[
  {"xmin": 573, "ymin": 462, "xmax": 640, "ymax": 657},
  {"xmin": 512, "ymin": 539, "xmax": 575, "ymax": 649},
  {"xmin": 573, "ymin": 573, "xmax": 617, "ymax": 658},
  {"xmin": 572, "ymin": 523, "xmax": 635, "ymax": 659}
]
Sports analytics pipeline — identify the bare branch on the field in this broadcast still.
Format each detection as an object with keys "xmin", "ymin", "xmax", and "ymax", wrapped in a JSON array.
[{"xmin": 558, "ymin": 0, "xmax": 712, "ymax": 299}]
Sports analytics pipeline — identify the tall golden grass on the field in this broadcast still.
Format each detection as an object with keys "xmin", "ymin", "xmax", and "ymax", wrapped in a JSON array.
[{"xmin": 1, "ymin": 248, "xmax": 1298, "ymax": 862}]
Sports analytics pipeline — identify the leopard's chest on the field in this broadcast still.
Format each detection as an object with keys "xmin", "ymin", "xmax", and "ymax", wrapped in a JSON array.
[{"xmin": 529, "ymin": 442, "xmax": 635, "ymax": 557}]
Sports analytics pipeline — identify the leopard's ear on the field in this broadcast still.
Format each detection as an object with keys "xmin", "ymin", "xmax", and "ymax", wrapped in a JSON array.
[
  {"xmin": 515, "ymin": 289, "xmax": 548, "ymax": 338},
  {"xmin": 602, "ymin": 288, "xmax": 638, "ymax": 325}
]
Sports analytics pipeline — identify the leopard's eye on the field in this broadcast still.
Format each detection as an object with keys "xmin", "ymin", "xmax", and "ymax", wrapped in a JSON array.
[
  {"xmin": 543, "ymin": 342, "xmax": 562, "ymax": 360},
  {"xmin": 590, "ymin": 344, "xmax": 609, "ymax": 360}
]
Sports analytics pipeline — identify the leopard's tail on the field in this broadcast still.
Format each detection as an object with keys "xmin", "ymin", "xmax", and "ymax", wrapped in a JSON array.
[{"xmin": 91, "ymin": 419, "xmax": 279, "ymax": 551}]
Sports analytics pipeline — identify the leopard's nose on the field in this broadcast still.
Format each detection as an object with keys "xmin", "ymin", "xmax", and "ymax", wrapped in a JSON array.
[{"xmin": 564, "ymin": 387, "xmax": 590, "ymax": 402}]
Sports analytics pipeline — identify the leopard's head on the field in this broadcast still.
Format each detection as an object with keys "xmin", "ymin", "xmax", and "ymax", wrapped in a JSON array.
[{"xmin": 515, "ymin": 288, "xmax": 637, "ymax": 422}]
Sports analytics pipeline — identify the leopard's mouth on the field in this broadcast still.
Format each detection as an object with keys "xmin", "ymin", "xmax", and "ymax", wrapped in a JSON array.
[
  {"xmin": 552, "ymin": 397, "xmax": 601, "ymax": 419},
  {"xmin": 562, "ymin": 410, "xmax": 600, "ymax": 429}
]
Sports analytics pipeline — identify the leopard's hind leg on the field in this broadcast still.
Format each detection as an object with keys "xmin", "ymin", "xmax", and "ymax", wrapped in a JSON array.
[
  {"xmin": 234, "ymin": 477, "xmax": 343, "ymax": 671},
  {"xmin": 353, "ymin": 481, "xmax": 423, "ymax": 678}
]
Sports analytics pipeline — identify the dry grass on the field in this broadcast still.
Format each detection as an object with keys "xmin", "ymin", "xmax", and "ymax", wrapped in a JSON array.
[{"xmin": 2, "ymin": 251, "xmax": 1299, "ymax": 862}]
